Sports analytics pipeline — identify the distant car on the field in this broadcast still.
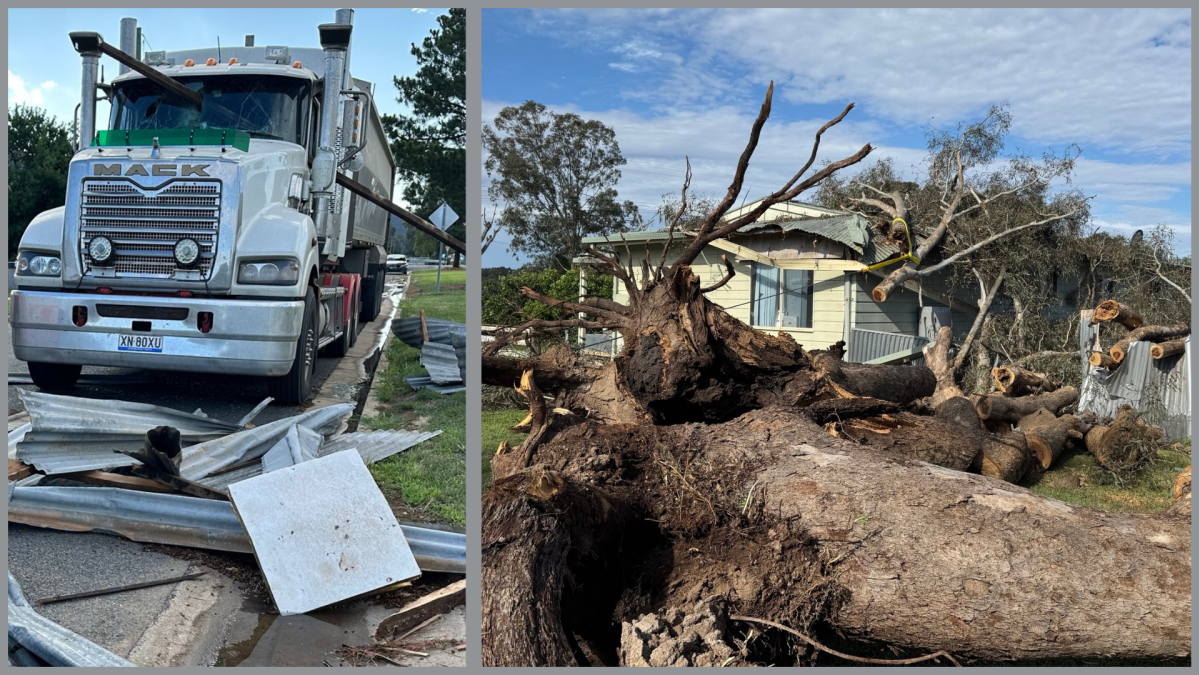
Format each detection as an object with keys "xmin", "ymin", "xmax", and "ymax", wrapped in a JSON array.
[{"xmin": 386, "ymin": 254, "xmax": 407, "ymax": 274}]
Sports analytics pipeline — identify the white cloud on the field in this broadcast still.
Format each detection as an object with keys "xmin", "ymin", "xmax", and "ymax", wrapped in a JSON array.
[
  {"xmin": 8, "ymin": 70, "xmax": 57, "ymax": 107},
  {"xmin": 608, "ymin": 62, "xmax": 637, "ymax": 73},
  {"xmin": 411, "ymin": 8, "xmax": 428, "ymax": 14},
  {"xmin": 525, "ymin": 8, "xmax": 1192, "ymax": 159}
]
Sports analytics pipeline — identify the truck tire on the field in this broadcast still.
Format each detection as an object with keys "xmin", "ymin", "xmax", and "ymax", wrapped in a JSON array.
[
  {"xmin": 327, "ymin": 289, "xmax": 356, "ymax": 358},
  {"xmin": 27, "ymin": 362, "xmax": 83, "ymax": 392},
  {"xmin": 348, "ymin": 284, "xmax": 360, "ymax": 348},
  {"xmin": 268, "ymin": 288, "xmax": 317, "ymax": 405}
]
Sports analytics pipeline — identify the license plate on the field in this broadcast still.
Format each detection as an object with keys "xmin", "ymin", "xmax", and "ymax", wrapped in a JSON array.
[{"xmin": 117, "ymin": 334, "xmax": 163, "ymax": 353}]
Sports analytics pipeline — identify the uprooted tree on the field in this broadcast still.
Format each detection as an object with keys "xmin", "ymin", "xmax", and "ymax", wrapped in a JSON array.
[{"xmin": 481, "ymin": 84, "xmax": 1191, "ymax": 666}]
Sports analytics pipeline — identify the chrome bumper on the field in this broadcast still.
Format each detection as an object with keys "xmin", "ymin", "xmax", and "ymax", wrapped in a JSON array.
[{"xmin": 11, "ymin": 291, "xmax": 304, "ymax": 377}]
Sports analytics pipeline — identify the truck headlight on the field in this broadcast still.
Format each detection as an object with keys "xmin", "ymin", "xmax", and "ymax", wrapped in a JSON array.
[
  {"xmin": 16, "ymin": 251, "xmax": 62, "ymax": 277},
  {"xmin": 174, "ymin": 238, "xmax": 201, "ymax": 268},
  {"xmin": 238, "ymin": 258, "xmax": 300, "ymax": 285}
]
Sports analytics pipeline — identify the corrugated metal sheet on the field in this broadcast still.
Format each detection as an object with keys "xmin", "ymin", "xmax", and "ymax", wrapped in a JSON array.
[
  {"xmin": 404, "ymin": 376, "xmax": 466, "ymax": 395},
  {"xmin": 9, "ymin": 486, "xmax": 465, "ymax": 574},
  {"xmin": 8, "ymin": 574, "xmax": 136, "ymax": 667},
  {"xmin": 16, "ymin": 391, "xmax": 243, "ymax": 475},
  {"xmin": 847, "ymin": 327, "xmax": 929, "ymax": 366},
  {"xmin": 421, "ymin": 342, "xmax": 463, "ymax": 384},
  {"xmin": 226, "ymin": 452, "xmax": 422, "ymax": 615},
  {"xmin": 319, "ymin": 429, "xmax": 443, "ymax": 464},
  {"xmin": 1079, "ymin": 338, "xmax": 1191, "ymax": 439},
  {"xmin": 449, "ymin": 330, "xmax": 467, "ymax": 380},
  {"xmin": 179, "ymin": 403, "xmax": 353, "ymax": 480},
  {"xmin": 260, "ymin": 425, "xmax": 323, "ymax": 473},
  {"xmin": 392, "ymin": 317, "xmax": 467, "ymax": 350}
]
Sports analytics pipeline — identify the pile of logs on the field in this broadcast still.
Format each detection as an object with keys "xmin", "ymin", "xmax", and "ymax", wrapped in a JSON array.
[
  {"xmin": 1087, "ymin": 300, "xmax": 1190, "ymax": 369},
  {"xmin": 827, "ymin": 325, "xmax": 1171, "ymax": 486}
]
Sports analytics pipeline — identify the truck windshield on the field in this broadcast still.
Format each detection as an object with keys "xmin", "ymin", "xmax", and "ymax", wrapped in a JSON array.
[{"xmin": 110, "ymin": 75, "xmax": 310, "ymax": 146}]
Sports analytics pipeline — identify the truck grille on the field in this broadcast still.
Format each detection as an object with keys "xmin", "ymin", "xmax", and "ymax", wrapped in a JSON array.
[{"xmin": 80, "ymin": 179, "xmax": 221, "ymax": 279}]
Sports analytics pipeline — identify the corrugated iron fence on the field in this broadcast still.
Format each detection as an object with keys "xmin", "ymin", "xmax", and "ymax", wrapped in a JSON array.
[
  {"xmin": 847, "ymin": 328, "xmax": 928, "ymax": 366},
  {"xmin": 1078, "ymin": 336, "xmax": 1191, "ymax": 440}
]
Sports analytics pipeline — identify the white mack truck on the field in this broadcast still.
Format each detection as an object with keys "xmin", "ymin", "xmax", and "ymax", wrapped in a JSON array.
[{"xmin": 11, "ymin": 9, "xmax": 463, "ymax": 404}]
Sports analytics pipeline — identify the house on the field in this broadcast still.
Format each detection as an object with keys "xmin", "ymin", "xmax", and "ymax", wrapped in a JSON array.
[{"xmin": 578, "ymin": 198, "xmax": 982, "ymax": 363}]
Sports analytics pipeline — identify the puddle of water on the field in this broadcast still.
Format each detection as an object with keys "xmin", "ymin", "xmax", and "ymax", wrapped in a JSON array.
[{"xmin": 215, "ymin": 596, "xmax": 395, "ymax": 667}]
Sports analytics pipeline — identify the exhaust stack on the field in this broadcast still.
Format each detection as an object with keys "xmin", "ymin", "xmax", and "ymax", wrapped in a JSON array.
[
  {"xmin": 68, "ymin": 32, "xmax": 103, "ymax": 149},
  {"xmin": 311, "ymin": 11, "xmax": 353, "ymax": 244}
]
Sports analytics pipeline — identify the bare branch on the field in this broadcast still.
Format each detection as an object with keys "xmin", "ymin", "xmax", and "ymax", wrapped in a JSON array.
[
  {"xmin": 954, "ymin": 269, "xmax": 1005, "ymax": 371},
  {"xmin": 699, "ymin": 255, "xmax": 737, "ymax": 293},
  {"xmin": 519, "ymin": 286, "xmax": 630, "ymax": 321},
  {"xmin": 655, "ymin": 158, "xmax": 692, "ymax": 282},
  {"xmin": 915, "ymin": 206, "xmax": 1088, "ymax": 279},
  {"xmin": 1151, "ymin": 246, "xmax": 1191, "ymax": 301}
]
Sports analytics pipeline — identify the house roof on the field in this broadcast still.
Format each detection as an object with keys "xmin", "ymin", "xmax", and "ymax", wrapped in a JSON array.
[{"xmin": 582, "ymin": 200, "xmax": 922, "ymax": 265}]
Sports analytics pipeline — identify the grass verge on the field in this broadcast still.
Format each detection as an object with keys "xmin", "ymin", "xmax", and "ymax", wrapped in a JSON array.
[
  {"xmin": 363, "ymin": 269, "xmax": 466, "ymax": 525},
  {"xmin": 1024, "ymin": 441, "xmax": 1190, "ymax": 513},
  {"xmin": 481, "ymin": 408, "xmax": 529, "ymax": 491}
]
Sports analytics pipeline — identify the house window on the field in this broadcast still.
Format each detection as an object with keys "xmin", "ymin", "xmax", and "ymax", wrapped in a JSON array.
[{"xmin": 751, "ymin": 263, "xmax": 812, "ymax": 328}]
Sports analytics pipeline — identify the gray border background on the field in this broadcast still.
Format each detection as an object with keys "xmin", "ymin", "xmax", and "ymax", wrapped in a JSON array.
[{"xmin": 3, "ymin": 1, "xmax": 1197, "ymax": 672}]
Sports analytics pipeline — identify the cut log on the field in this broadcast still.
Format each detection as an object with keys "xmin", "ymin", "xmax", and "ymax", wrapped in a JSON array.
[
  {"xmin": 978, "ymin": 431, "xmax": 1032, "ymax": 483},
  {"xmin": 375, "ymin": 579, "xmax": 466, "ymax": 640},
  {"xmin": 975, "ymin": 386, "xmax": 1078, "ymax": 424},
  {"xmin": 1110, "ymin": 323, "xmax": 1190, "ymax": 363},
  {"xmin": 1091, "ymin": 300, "xmax": 1143, "ymax": 330},
  {"xmin": 1018, "ymin": 409, "xmax": 1077, "ymax": 470},
  {"xmin": 934, "ymin": 396, "xmax": 981, "ymax": 431},
  {"xmin": 811, "ymin": 353, "xmax": 936, "ymax": 405},
  {"xmin": 1150, "ymin": 339, "xmax": 1186, "ymax": 360},
  {"xmin": 1088, "ymin": 351, "xmax": 1120, "ymax": 370},
  {"xmin": 482, "ymin": 409, "xmax": 1192, "ymax": 664},
  {"xmin": 1173, "ymin": 466, "xmax": 1191, "ymax": 500},
  {"xmin": 993, "ymin": 365, "xmax": 1058, "ymax": 396}
]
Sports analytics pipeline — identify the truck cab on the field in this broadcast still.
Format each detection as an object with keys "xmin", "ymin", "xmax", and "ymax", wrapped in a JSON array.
[{"xmin": 10, "ymin": 10, "xmax": 392, "ymax": 404}]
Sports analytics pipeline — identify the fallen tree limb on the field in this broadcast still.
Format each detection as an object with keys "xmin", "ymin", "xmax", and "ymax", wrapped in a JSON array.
[
  {"xmin": 1110, "ymin": 323, "xmax": 1190, "ymax": 363},
  {"xmin": 975, "ymin": 387, "xmax": 1078, "ymax": 424},
  {"xmin": 1018, "ymin": 409, "xmax": 1077, "ymax": 470}
]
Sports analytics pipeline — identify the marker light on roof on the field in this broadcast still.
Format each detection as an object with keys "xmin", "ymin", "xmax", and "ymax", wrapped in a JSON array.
[
  {"xmin": 184, "ymin": 59, "xmax": 194, "ymax": 67},
  {"xmin": 206, "ymin": 58, "xmax": 216, "ymax": 66},
  {"xmin": 293, "ymin": 61, "xmax": 302, "ymax": 68},
  {"xmin": 228, "ymin": 58, "xmax": 238, "ymax": 65}
]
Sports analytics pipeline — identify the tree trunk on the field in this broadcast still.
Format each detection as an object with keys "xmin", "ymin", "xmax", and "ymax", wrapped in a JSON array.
[
  {"xmin": 1018, "ymin": 409, "xmax": 1076, "ymax": 470},
  {"xmin": 810, "ymin": 352, "xmax": 935, "ymax": 405},
  {"xmin": 481, "ymin": 409, "xmax": 1191, "ymax": 664},
  {"xmin": 923, "ymin": 326, "xmax": 964, "ymax": 406},
  {"xmin": 1110, "ymin": 323, "xmax": 1190, "ymax": 363},
  {"xmin": 1091, "ymin": 300, "xmax": 1143, "ymax": 330},
  {"xmin": 1151, "ymin": 339, "xmax": 1187, "ymax": 360},
  {"xmin": 993, "ymin": 365, "xmax": 1058, "ymax": 396},
  {"xmin": 976, "ymin": 387, "xmax": 1078, "ymax": 424}
]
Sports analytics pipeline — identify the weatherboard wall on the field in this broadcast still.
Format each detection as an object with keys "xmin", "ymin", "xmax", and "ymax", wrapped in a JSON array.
[{"xmin": 607, "ymin": 241, "xmax": 847, "ymax": 349}]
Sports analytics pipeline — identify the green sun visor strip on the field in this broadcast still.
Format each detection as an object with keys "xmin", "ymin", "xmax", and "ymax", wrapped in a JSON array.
[{"xmin": 94, "ymin": 128, "xmax": 251, "ymax": 152}]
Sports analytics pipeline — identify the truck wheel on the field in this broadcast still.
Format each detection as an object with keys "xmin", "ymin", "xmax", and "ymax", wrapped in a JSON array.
[
  {"xmin": 27, "ymin": 362, "xmax": 82, "ymax": 392},
  {"xmin": 268, "ymin": 288, "xmax": 317, "ymax": 405}
]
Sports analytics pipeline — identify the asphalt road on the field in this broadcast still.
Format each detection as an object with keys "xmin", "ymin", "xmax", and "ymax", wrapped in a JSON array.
[{"xmin": 7, "ymin": 272, "xmax": 410, "ymax": 666}]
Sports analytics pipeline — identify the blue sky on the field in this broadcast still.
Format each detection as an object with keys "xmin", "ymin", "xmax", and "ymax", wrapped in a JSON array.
[
  {"xmin": 8, "ymin": 7, "xmax": 448, "ymax": 209},
  {"xmin": 481, "ymin": 8, "xmax": 1193, "ymax": 268}
]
